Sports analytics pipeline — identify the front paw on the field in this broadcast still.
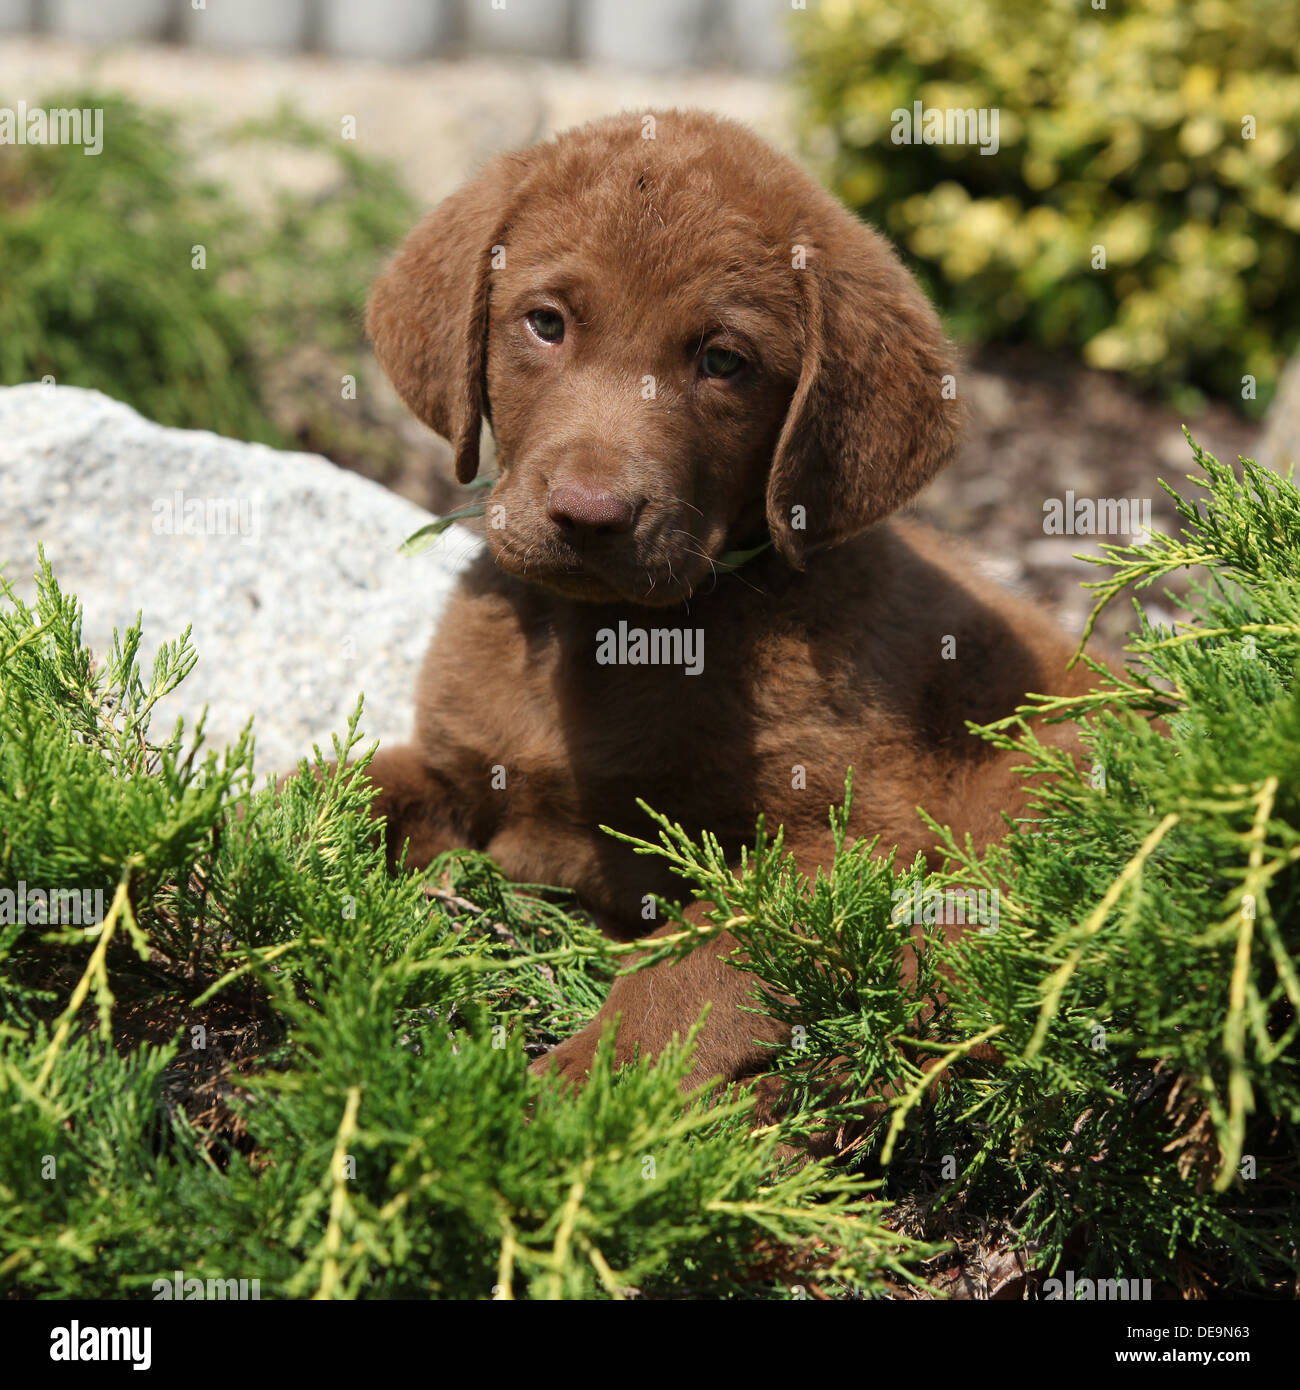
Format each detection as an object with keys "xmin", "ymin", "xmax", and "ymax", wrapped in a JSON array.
[{"xmin": 529, "ymin": 1025, "xmax": 604, "ymax": 1088}]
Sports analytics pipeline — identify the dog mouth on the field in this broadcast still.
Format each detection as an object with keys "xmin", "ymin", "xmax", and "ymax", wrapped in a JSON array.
[{"xmin": 490, "ymin": 533, "xmax": 713, "ymax": 606}]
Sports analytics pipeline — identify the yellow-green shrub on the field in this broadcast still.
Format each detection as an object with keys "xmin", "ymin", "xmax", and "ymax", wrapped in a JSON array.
[{"xmin": 793, "ymin": 0, "xmax": 1300, "ymax": 411}]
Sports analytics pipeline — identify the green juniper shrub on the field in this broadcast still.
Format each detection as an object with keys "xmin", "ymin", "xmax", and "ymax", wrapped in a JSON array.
[
  {"xmin": 0, "ymin": 91, "xmax": 417, "ymax": 464},
  {"xmin": 794, "ymin": 0, "xmax": 1300, "ymax": 412},
  {"xmin": 0, "ymin": 561, "xmax": 933, "ymax": 1300},
  {"xmin": 0, "ymin": 435, "xmax": 1297, "ymax": 1298}
]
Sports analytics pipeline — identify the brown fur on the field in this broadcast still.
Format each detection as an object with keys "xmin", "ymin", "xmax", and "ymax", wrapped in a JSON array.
[{"xmin": 357, "ymin": 110, "xmax": 1103, "ymax": 1092}]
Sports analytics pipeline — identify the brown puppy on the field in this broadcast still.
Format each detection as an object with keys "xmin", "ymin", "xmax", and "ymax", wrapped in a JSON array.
[{"xmin": 361, "ymin": 109, "xmax": 1101, "ymax": 1091}]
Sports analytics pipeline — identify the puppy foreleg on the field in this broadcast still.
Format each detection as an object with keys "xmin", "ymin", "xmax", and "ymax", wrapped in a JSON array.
[
  {"xmin": 529, "ymin": 898, "xmax": 790, "ymax": 1091},
  {"xmin": 354, "ymin": 744, "xmax": 463, "ymax": 873}
]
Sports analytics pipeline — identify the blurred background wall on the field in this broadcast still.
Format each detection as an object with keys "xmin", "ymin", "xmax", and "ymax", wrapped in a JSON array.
[{"xmin": 0, "ymin": 0, "xmax": 792, "ymax": 70}]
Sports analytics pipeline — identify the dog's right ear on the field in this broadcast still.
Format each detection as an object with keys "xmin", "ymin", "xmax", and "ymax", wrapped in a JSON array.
[{"xmin": 366, "ymin": 153, "xmax": 526, "ymax": 484}]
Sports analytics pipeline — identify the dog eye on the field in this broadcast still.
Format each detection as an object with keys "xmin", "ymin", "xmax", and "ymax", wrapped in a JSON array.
[
  {"xmin": 700, "ymin": 346, "xmax": 744, "ymax": 379},
  {"xmin": 526, "ymin": 310, "xmax": 565, "ymax": 344}
]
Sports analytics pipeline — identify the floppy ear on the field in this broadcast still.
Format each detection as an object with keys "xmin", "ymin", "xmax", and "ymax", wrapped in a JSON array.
[
  {"xmin": 766, "ymin": 213, "xmax": 963, "ymax": 567},
  {"xmin": 366, "ymin": 154, "xmax": 526, "ymax": 484}
]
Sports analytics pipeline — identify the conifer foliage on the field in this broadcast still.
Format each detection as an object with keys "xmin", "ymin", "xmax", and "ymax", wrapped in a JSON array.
[{"xmin": 1, "ymin": 437, "xmax": 1295, "ymax": 1298}]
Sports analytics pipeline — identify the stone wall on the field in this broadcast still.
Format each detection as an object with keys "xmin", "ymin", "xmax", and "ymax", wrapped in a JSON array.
[{"xmin": 0, "ymin": 0, "xmax": 796, "ymax": 71}]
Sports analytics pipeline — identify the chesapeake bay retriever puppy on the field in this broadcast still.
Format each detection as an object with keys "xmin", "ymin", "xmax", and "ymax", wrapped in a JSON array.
[{"xmin": 360, "ymin": 109, "xmax": 1102, "ymax": 1091}]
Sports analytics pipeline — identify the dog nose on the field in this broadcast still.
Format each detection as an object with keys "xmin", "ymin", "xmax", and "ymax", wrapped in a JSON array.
[{"xmin": 546, "ymin": 485, "xmax": 637, "ymax": 535}]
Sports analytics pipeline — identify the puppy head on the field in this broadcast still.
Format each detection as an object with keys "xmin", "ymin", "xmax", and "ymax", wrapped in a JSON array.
[{"xmin": 368, "ymin": 110, "xmax": 961, "ymax": 606}]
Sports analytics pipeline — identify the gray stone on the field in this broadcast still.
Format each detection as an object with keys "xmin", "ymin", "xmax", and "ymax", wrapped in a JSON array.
[
  {"xmin": 185, "ymin": 0, "xmax": 308, "ymax": 52},
  {"xmin": 462, "ymin": 0, "xmax": 570, "ymax": 57},
  {"xmin": 721, "ymin": 0, "xmax": 794, "ymax": 71},
  {"xmin": 0, "ymin": 384, "xmax": 481, "ymax": 780},
  {"xmin": 581, "ymin": 0, "xmax": 707, "ymax": 71},
  {"xmin": 45, "ymin": 0, "xmax": 173, "ymax": 41},
  {"xmin": 0, "ymin": 0, "xmax": 33, "ymax": 32},
  {"xmin": 318, "ymin": 0, "xmax": 453, "ymax": 61}
]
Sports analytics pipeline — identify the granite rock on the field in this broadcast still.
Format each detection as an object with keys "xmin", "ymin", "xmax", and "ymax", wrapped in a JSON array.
[{"xmin": 0, "ymin": 383, "xmax": 481, "ymax": 778}]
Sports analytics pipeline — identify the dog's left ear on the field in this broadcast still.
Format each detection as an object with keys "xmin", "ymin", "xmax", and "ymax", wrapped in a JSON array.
[{"xmin": 766, "ymin": 208, "xmax": 963, "ymax": 567}]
